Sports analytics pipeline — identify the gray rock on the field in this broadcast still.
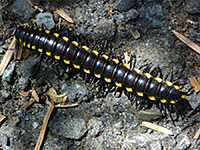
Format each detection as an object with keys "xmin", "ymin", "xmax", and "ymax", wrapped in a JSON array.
[
  {"xmin": 122, "ymin": 112, "xmax": 134, "ymax": 122},
  {"xmin": 0, "ymin": 90, "xmax": 11, "ymax": 103},
  {"xmin": 32, "ymin": 122, "xmax": 39, "ymax": 129},
  {"xmin": 175, "ymin": 135, "xmax": 191, "ymax": 150},
  {"xmin": 2, "ymin": 61, "xmax": 15, "ymax": 83},
  {"xmin": 184, "ymin": 0, "xmax": 200, "ymax": 14},
  {"xmin": 36, "ymin": 12, "xmax": 55, "ymax": 30},
  {"xmin": 8, "ymin": 0, "xmax": 36, "ymax": 22},
  {"xmin": 150, "ymin": 141, "xmax": 162, "ymax": 150},
  {"xmin": 17, "ymin": 77, "xmax": 29, "ymax": 91},
  {"xmin": 88, "ymin": 118, "xmax": 105, "ymax": 137},
  {"xmin": 140, "ymin": 4, "xmax": 165, "ymax": 29},
  {"xmin": 115, "ymin": 0, "xmax": 136, "ymax": 12},
  {"xmin": 114, "ymin": 121, "xmax": 123, "ymax": 129},
  {"xmin": 137, "ymin": 108, "xmax": 161, "ymax": 121},
  {"xmin": 49, "ymin": 115, "xmax": 87, "ymax": 140},
  {"xmin": 18, "ymin": 56, "xmax": 40, "ymax": 77}
]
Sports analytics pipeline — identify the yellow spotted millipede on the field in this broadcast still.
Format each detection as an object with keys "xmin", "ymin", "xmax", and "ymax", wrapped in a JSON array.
[{"xmin": 14, "ymin": 25, "xmax": 187, "ymax": 119}]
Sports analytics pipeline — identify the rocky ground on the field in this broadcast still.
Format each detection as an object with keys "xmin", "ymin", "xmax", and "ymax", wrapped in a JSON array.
[{"xmin": 0, "ymin": 0, "xmax": 200, "ymax": 149}]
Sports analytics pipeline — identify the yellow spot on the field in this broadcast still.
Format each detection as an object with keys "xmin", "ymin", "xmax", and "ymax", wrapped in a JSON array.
[
  {"xmin": 112, "ymin": 59, "xmax": 119, "ymax": 64},
  {"xmin": 19, "ymin": 39, "xmax": 22, "ymax": 43},
  {"xmin": 72, "ymin": 41, "xmax": 78, "ymax": 46},
  {"xmin": 95, "ymin": 74, "xmax": 101, "ymax": 78},
  {"xmin": 181, "ymin": 95, "xmax": 186, "ymax": 99},
  {"xmin": 29, "ymin": 25, "xmax": 32, "ymax": 29},
  {"xmin": 166, "ymin": 81, "xmax": 173, "ymax": 86},
  {"xmin": 144, "ymin": 73, "xmax": 152, "ymax": 78},
  {"xmin": 32, "ymin": 45, "xmax": 36, "ymax": 50},
  {"xmin": 38, "ymin": 48, "xmax": 43, "ymax": 53},
  {"xmin": 23, "ymin": 42, "xmax": 26, "ymax": 46},
  {"xmin": 92, "ymin": 50, "xmax": 99, "ymax": 55},
  {"xmin": 102, "ymin": 54, "xmax": 108, "ymax": 59},
  {"xmin": 34, "ymin": 26, "xmax": 37, "ymax": 30},
  {"xmin": 84, "ymin": 69, "xmax": 90, "ymax": 74},
  {"xmin": 174, "ymin": 85, "xmax": 180, "ymax": 90},
  {"xmin": 126, "ymin": 87, "xmax": 132, "ymax": 92},
  {"xmin": 73, "ymin": 64, "xmax": 80, "ymax": 69},
  {"xmin": 39, "ymin": 28, "xmax": 42, "ymax": 31},
  {"xmin": 45, "ymin": 30, "xmax": 50, "ymax": 34},
  {"xmin": 170, "ymin": 100, "xmax": 176, "ymax": 104},
  {"xmin": 149, "ymin": 96, "xmax": 156, "ymax": 101},
  {"xmin": 63, "ymin": 36, "xmax": 69, "ymax": 42},
  {"xmin": 82, "ymin": 46, "xmax": 89, "ymax": 51},
  {"xmin": 27, "ymin": 43, "xmax": 30, "ymax": 48},
  {"xmin": 160, "ymin": 99, "xmax": 167, "ymax": 103},
  {"xmin": 105, "ymin": 78, "xmax": 111, "ymax": 83},
  {"xmin": 64, "ymin": 59, "xmax": 70, "ymax": 64},
  {"xmin": 155, "ymin": 77, "xmax": 163, "ymax": 83},
  {"xmin": 54, "ymin": 33, "xmax": 59, "ymax": 37},
  {"xmin": 115, "ymin": 82, "xmax": 122, "ymax": 87},
  {"xmin": 134, "ymin": 68, "xmax": 140, "ymax": 74},
  {"xmin": 137, "ymin": 92, "xmax": 143, "ymax": 97},
  {"xmin": 46, "ymin": 52, "xmax": 51, "ymax": 56},
  {"xmin": 123, "ymin": 64, "xmax": 129, "ymax": 69},
  {"xmin": 54, "ymin": 55, "xmax": 60, "ymax": 60},
  {"xmin": 23, "ymin": 26, "xmax": 27, "ymax": 28}
]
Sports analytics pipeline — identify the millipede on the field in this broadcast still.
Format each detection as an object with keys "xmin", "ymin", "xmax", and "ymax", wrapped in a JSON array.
[{"xmin": 14, "ymin": 25, "xmax": 189, "ymax": 120}]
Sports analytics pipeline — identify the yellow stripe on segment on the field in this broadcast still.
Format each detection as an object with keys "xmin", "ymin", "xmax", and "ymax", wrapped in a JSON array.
[
  {"xmin": 54, "ymin": 55, "xmax": 60, "ymax": 60},
  {"xmin": 64, "ymin": 59, "xmax": 70, "ymax": 64},
  {"xmin": 82, "ymin": 46, "xmax": 89, "ymax": 51},
  {"xmin": 27, "ymin": 43, "xmax": 30, "ymax": 48},
  {"xmin": 63, "ymin": 36, "xmax": 69, "ymax": 42},
  {"xmin": 170, "ymin": 100, "xmax": 176, "ymax": 104},
  {"xmin": 24, "ymin": 26, "xmax": 27, "ymax": 28},
  {"xmin": 38, "ymin": 48, "xmax": 43, "ymax": 53},
  {"xmin": 23, "ymin": 42, "xmax": 26, "ymax": 46},
  {"xmin": 102, "ymin": 54, "xmax": 108, "ymax": 59},
  {"xmin": 115, "ymin": 82, "xmax": 122, "ymax": 87},
  {"xmin": 84, "ymin": 69, "xmax": 90, "ymax": 74},
  {"xmin": 123, "ymin": 64, "xmax": 129, "ymax": 69},
  {"xmin": 29, "ymin": 25, "xmax": 32, "ymax": 29},
  {"xmin": 105, "ymin": 78, "xmax": 111, "ymax": 83},
  {"xmin": 45, "ymin": 30, "xmax": 50, "ymax": 34},
  {"xmin": 134, "ymin": 68, "xmax": 140, "ymax": 74},
  {"xmin": 112, "ymin": 59, "xmax": 119, "ymax": 64},
  {"xmin": 155, "ymin": 77, "xmax": 163, "ymax": 83},
  {"xmin": 32, "ymin": 45, "xmax": 36, "ymax": 50},
  {"xmin": 144, "ymin": 73, "xmax": 152, "ymax": 78},
  {"xmin": 46, "ymin": 52, "xmax": 51, "ymax": 56},
  {"xmin": 72, "ymin": 41, "xmax": 78, "ymax": 46},
  {"xmin": 34, "ymin": 26, "xmax": 37, "ymax": 30},
  {"xmin": 92, "ymin": 50, "xmax": 99, "ymax": 55},
  {"xmin": 166, "ymin": 81, "xmax": 173, "ymax": 86},
  {"xmin": 19, "ymin": 39, "xmax": 22, "ymax": 43},
  {"xmin": 73, "ymin": 64, "xmax": 80, "ymax": 69},
  {"xmin": 137, "ymin": 92, "xmax": 143, "ymax": 97},
  {"xmin": 126, "ymin": 87, "xmax": 132, "ymax": 92},
  {"xmin": 160, "ymin": 99, "xmax": 167, "ymax": 103},
  {"xmin": 174, "ymin": 85, "xmax": 180, "ymax": 90},
  {"xmin": 95, "ymin": 74, "xmax": 101, "ymax": 78},
  {"xmin": 149, "ymin": 96, "xmax": 156, "ymax": 101},
  {"xmin": 39, "ymin": 28, "xmax": 42, "ymax": 31},
  {"xmin": 54, "ymin": 33, "xmax": 59, "ymax": 37},
  {"xmin": 181, "ymin": 95, "xmax": 186, "ymax": 99}
]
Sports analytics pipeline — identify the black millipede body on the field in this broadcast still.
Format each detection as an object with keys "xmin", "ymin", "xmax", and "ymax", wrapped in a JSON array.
[{"xmin": 14, "ymin": 25, "xmax": 187, "ymax": 117}]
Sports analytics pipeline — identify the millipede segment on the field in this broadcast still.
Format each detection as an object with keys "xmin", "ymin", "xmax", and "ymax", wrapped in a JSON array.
[{"xmin": 14, "ymin": 25, "xmax": 187, "ymax": 115}]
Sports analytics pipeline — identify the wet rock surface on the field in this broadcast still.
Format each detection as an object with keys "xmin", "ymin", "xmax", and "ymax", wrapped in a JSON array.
[{"xmin": 0, "ymin": 0, "xmax": 200, "ymax": 150}]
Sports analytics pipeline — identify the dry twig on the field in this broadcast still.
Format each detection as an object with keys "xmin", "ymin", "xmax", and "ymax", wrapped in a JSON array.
[
  {"xmin": 56, "ymin": 9, "xmax": 74, "ymax": 23},
  {"xmin": 34, "ymin": 102, "xmax": 54, "ymax": 150},
  {"xmin": 172, "ymin": 30, "xmax": 200, "ymax": 55},
  {"xmin": 0, "ymin": 115, "xmax": 7, "ymax": 125},
  {"xmin": 189, "ymin": 77, "xmax": 200, "ymax": 93},
  {"xmin": 0, "ymin": 37, "xmax": 16, "ymax": 76},
  {"xmin": 194, "ymin": 126, "xmax": 200, "ymax": 142},
  {"xmin": 141, "ymin": 121, "xmax": 173, "ymax": 135}
]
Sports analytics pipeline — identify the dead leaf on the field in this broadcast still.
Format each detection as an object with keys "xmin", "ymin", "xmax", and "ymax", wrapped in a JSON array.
[{"xmin": 47, "ymin": 88, "xmax": 67, "ymax": 103}]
